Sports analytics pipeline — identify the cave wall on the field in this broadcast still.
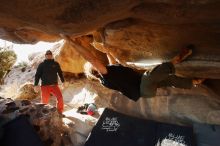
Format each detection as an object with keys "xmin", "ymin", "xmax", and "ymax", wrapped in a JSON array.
[{"xmin": 0, "ymin": 1, "xmax": 220, "ymax": 78}]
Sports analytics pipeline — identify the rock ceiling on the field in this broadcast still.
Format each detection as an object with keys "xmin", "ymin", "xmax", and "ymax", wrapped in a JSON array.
[{"xmin": 0, "ymin": 0, "xmax": 220, "ymax": 79}]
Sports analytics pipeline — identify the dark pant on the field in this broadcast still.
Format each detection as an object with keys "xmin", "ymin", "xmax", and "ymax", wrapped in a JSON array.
[{"xmin": 140, "ymin": 62, "xmax": 192, "ymax": 98}]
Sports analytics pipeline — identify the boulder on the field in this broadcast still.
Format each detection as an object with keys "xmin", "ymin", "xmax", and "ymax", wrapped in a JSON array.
[{"xmin": 0, "ymin": 98, "xmax": 75, "ymax": 146}]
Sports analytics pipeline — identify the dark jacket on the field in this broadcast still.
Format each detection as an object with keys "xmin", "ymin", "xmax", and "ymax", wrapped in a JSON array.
[
  {"xmin": 34, "ymin": 59, "xmax": 64, "ymax": 86},
  {"xmin": 100, "ymin": 64, "xmax": 142, "ymax": 101}
]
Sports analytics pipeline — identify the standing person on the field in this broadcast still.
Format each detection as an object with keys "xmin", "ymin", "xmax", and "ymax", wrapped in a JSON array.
[{"xmin": 34, "ymin": 50, "xmax": 65, "ymax": 113}]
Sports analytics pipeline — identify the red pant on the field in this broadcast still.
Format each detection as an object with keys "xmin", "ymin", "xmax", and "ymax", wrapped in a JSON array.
[{"xmin": 41, "ymin": 85, "xmax": 64, "ymax": 113}]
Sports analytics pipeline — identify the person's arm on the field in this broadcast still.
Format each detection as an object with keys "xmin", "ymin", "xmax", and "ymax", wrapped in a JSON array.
[
  {"xmin": 34, "ymin": 63, "xmax": 43, "ymax": 86},
  {"xmin": 107, "ymin": 53, "xmax": 117, "ymax": 65},
  {"xmin": 57, "ymin": 63, "xmax": 65, "ymax": 83},
  {"xmin": 61, "ymin": 35, "xmax": 107, "ymax": 74}
]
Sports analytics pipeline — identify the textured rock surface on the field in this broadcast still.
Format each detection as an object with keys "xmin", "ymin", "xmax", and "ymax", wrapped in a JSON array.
[
  {"xmin": 2, "ymin": 66, "xmax": 220, "ymax": 127},
  {"xmin": 1, "ymin": 66, "xmax": 36, "ymax": 99},
  {"xmin": 56, "ymin": 41, "xmax": 86, "ymax": 73},
  {"xmin": 16, "ymin": 83, "xmax": 39, "ymax": 100},
  {"xmin": 0, "ymin": 1, "xmax": 219, "ymax": 79},
  {"xmin": 0, "ymin": 1, "xmax": 220, "ymax": 144},
  {"xmin": 1, "ymin": 67, "xmax": 220, "ymax": 146},
  {"xmin": 0, "ymin": 97, "xmax": 75, "ymax": 146},
  {"xmin": 62, "ymin": 79, "xmax": 220, "ymax": 125}
]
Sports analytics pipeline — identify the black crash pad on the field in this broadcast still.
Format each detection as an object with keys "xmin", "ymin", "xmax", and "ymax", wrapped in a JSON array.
[
  {"xmin": 84, "ymin": 108, "xmax": 194, "ymax": 146},
  {"xmin": 0, "ymin": 115, "xmax": 43, "ymax": 146},
  {"xmin": 193, "ymin": 123, "xmax": 220, "ymax": 146}
]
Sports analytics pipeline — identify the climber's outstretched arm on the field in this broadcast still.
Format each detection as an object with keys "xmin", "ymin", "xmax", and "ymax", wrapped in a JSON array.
[
  {"xmin": 106, "ymin": 53, "xmax": 117, "ymax": 65},
  {"xmin": 61, "ymin": 35, "xmax": 107, "ymax": 74}
]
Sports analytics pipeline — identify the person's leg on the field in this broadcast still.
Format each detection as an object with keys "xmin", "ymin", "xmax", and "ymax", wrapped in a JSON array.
[
  {"xmin": 148, "ymin": 62, "xmax": 175, "ymax": 83},
  {"xmin": 158, "ymin": 75, "xmax": 193, "ymax": 89},
  {"xmin": 153, "ymin": 45, "xmax": 193, "ymax": 80},
  {"xmin": 140, "ymin": 62, "xmax": 175, "ymax": 98},
  {"xmin": 41, "ymin": 86, "xmax": 51, "ymax": 104},
  {"xmin": 140, "ymin": 45, "xmax": 193, "ymax": 98},
  {"xmin": 140, "ymin": 71, "xmax": 157, "ymax": 98},
  {"xmin": 51, "ymin": 85, "xmax": 64, "ymax": 113}
]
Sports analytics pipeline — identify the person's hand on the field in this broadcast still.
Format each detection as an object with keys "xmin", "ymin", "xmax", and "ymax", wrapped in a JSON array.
[
  {"xmin": 34, "ymin": 86, "xmax": 40, "ymax": 93},
  {"xmin": 61, "ymin": 82, "xmax": 69, "ymax": 89},
  {"xmin": 63, "ymin": 82, "xmax": 69, "ymax": 88}
]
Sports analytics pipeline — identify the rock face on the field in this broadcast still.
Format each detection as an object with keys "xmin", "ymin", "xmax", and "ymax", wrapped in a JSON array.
[
  {"xmin": 1, "ymin": 67, "xmax": 220, "ymax": 146},
  {"xmin": 1, "ymin": 66, "xmax": 37, "ymax": 99},
  {"xmin": 16, "ymin": 83, "xmax": 39, "ymax": 100},
  {"xmin": 2, "ymin": 65, "xmax": 220, "ymax": 126},
  {"xmin": 2, "ymin": 0, "xmax": 218, "ymax": 88},
  {"xmin": 62, "ymin": 79, "xmax": 220, "ymax": 125},
  {"xmin": 0, "ymin": 97, "xmax": 75, "ymax": 146},
  {"xmin": 56, "ymin": 41, "xmax": 86, "ymax": 73},
  {"xmin": 1, "ymin": 1, "xmax": 220, "ymax": 144},
  {"xmin": 0, "ymin": 1, "xmax": 219, "ymax": 79}
]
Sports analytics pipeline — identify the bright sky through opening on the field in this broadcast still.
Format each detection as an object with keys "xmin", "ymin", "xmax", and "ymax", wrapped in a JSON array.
[{"xmin": 0, "ymin": 39, "xmax": 56, "ymax": 64}]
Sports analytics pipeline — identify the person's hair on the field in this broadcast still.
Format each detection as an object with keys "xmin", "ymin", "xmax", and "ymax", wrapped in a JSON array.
[
  {"xmin": 84, "ymin": 62, "xmax": 100, "ymax": 81},
  {"xmin": 45, "ymin": 50, "xmax": 52, "ymax": 55}
]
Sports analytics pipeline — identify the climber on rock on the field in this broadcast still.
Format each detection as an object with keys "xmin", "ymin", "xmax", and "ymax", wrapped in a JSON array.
[
  {"xmin": 62, "ymin": 35, "xmax": 204, "ymax": 101},
  {"xmin": 34, "ymin": 50, "xmax": 65, "ymax": 113}
]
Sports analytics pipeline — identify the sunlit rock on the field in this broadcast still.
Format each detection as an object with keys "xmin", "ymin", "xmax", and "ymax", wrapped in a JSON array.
[
  {"xmin": 0, "ymin": 1, "xmax": 220, "ymax": 144},
  {"xmin": 16, "ymin": 83, "xmax": 39, "ymax": 100},
  {"xmin": 62, "ymin": 79, "xmax": 220, "ymax": 125},
  {"xmin": 55, "ymin": 41, "xmax": 86, "ymax": 73},
  {"xmin": 29, "ymin": 41, "xmax": 87, "ymax": 74},
  {"xmin": 1, "ymin": 66, "xmax": 36, "ymax": 99}
]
